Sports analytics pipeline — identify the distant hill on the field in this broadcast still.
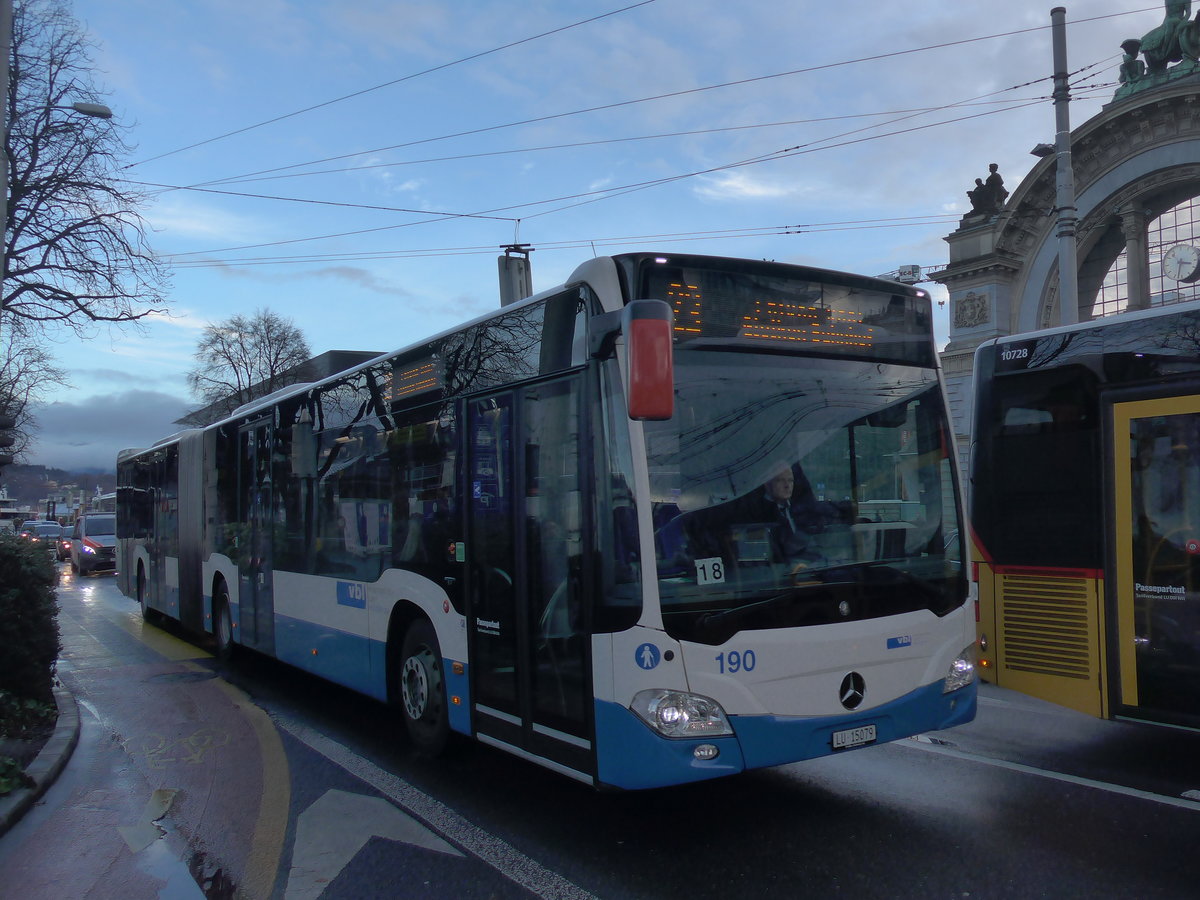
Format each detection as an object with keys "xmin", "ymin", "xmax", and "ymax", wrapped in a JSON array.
[{"xmin": 0, "ymin": 464, "xmax": 116, "ymax": 506}]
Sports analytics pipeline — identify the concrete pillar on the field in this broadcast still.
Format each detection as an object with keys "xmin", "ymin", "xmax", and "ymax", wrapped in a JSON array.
[{"xmin": 1120, "ymin": 204, "xmax": 1151, "ymax": 311}]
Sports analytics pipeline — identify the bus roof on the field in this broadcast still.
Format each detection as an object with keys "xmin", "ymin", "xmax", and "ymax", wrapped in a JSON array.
[{"xmin": 978, "ymin": 298, "xmax": 1200, "ymax": 350}]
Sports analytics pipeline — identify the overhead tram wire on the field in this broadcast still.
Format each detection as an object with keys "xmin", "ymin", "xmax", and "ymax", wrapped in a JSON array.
[
  {"xmin": 124, "ymin": 182, "xmax": 520, "ymax": 221},
  {"xmin": 159, "ymin": 96, "xmax": 1037, "ymax": 261},
  {"xmin": 164, "ymin": 216, "xmax": 965, "ymax": 269},
  {"xmin": 195, "ymin": 96, "xmax": 1067, "ymax": 190},
  {"xmin": 155, "ymin": 49, "xmax": 1121, "ymax": 260},
  {"xmin": 157, "ymin": 90, "xmax": 1056, "ymax": 261},
  {"xmin": 518, "ymin": 97, "xmax": 1050, "ymax": 222},
  {"xmin": 184, "ymin": 6, "xmax": 1160, "ymax": 192},
  {"xmin": 124, "ymin": 0, "xmax": 662, "ymax": 169}
]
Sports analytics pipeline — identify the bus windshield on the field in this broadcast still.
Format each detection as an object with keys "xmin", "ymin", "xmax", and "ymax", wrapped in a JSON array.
[{"xmin": 646, "ymin": 350, "xmax": 964, "ymax": 644}]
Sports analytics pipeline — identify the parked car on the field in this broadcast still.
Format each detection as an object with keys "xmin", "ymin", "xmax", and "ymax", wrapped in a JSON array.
[
  {"xmin": 56, "ymin": 529, "xmax": 73, "ymax": 561},
  {"xmin": 70, "ymin": 513, "xmax": 117, "ymax": 575},
  {"xmin": 19, "ymin": 520, "xmax": 65, "ymax": 560}
]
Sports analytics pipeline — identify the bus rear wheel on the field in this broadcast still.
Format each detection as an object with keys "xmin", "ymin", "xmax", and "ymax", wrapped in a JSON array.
[
  {"xmin": 137, "ymin": 566, "xmax": 158, "ymax": 624},
  {"xmin": 214, "ymin": 582, "xmax": 235, "ymax": 661},
  {"xmin": 398, "ymin": 619, "xmax": 449, "ymax": 757}
]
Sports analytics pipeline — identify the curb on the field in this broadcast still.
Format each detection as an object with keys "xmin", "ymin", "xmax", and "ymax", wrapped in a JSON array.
[{"xmin": 0, "ymin": 681, "xmax": 81, "ymax": 838}]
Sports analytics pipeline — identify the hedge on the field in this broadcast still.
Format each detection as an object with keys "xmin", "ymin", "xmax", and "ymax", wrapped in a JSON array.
[{"xmin": 0, "ymin": 532, "xmax": 60, "ymax": 706}]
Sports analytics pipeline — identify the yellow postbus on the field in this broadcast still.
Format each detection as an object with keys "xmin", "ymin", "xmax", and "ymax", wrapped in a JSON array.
[{"xmin": 971, "ymin": 301, "xmax": 1200, "ymax": 730}]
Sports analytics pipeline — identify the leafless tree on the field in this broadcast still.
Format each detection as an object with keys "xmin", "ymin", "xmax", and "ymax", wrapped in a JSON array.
[
  {"xmin": 0, "ymin": 328, "xmax": 68, "ymax": 461},
  {"xmin": 185, "ymin": 309, "xmax": 312, "ymax": 425},
  {"xmin": 3, "ymin": 0, "xmax": 170, "ymax": 337}
]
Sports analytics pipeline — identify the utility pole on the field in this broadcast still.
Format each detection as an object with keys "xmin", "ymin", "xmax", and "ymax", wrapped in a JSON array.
[
  {"xmin": 1051, "ymin": 7, "xmax": 1079, "ymax": 326},
  {"xmin": 1, "ymin": 0, "xmax": 11, "ymax": 470},
  {"xmin": 1, "ymin": 0, "xmax": 12, "ymax": 347}
]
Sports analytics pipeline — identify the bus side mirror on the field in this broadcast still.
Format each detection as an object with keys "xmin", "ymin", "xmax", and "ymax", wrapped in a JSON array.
[
  {"xmin": 589, "ymin": 299, "xmax": 675, "ymax": 421},
  {"xmin": 625, "ymin": 300, "xmax": 674, "ymax": 421}
]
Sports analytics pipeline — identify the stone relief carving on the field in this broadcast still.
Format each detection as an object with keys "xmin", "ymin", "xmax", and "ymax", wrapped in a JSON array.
[{"xmin": 953, "ymin": 291, "xmax": 991, "ymax": 329}]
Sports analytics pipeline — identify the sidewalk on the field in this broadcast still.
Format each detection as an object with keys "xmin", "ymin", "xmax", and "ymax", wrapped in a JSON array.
[
  {"xmin": 0, "ymin": 652, "xmax": 263, "ymax": 897},
  {"xmin": 0, "ymin": 680, "xmax": 80, "ymax": 837}
]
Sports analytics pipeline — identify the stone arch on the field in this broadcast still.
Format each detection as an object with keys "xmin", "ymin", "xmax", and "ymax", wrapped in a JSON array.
[
  {"xmin": 992, "ymin": 84, "xmax": 1200, "ymax": 332},
  {"xmin": 1019, "ymin": 153, "xmax": 1200, "ymax": 332},
  {"xmin": 934, "ymin": 81, "xmax": 1200, "ymax": 477}
]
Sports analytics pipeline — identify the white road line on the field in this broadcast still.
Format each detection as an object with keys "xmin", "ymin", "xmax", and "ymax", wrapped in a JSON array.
[
  {"xmin": 276, "ymin": 717, "xmax": 598, "ymax": 900},
  {"xmin": 904, "ymin": 737, "xmax": 1200, "ymax": 812}
]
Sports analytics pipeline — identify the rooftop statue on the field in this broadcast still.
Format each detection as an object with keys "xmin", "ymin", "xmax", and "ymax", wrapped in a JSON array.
[
  {"xmin": 1141, "ymin": 0, "xmax": 1192, "ymax": 72},
  {"xmin": 1113, "ymin": 1, "xmax": 1200, "ymax": 101},
  {"xmin": 965, "ymin": 164, "xmax": 1008, "ymax": 218},
  {"xmin": 1119, "ymin": 38, "xmax": 1146, "ymax": 86}
]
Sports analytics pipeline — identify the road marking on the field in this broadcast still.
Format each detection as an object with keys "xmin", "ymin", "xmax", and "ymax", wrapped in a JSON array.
[
  {"xmin": 209, "ymin": 674, "xmax": 291, "ymax": 900},
  {"xmin": 137, "ymin": 728, "xmax": 230, "ymax": 769},
  {"xmin": 903, "ymin": 737, "xmax": 1200, "ymax": 812},
  {"xmin": 123, "ymin": 609, "xmax": 290, "ymax": 900},
  {"xmin": 277, "ymin": 718, "xmax": 598, "ymax": 900},
  {"xmin": 284, "ymin": 789, "xmax": 463, "ymax": 900},
  {"xmin": 117, "ymin": 612, "xmax": 212, "ymax": 661}
]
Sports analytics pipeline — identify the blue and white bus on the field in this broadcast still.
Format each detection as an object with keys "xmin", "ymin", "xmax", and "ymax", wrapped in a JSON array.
[{"xmin": 117, "ymin": 252, "xmax": 976, "ymax": 790}]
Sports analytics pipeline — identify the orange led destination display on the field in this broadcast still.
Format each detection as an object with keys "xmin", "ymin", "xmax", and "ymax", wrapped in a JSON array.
[{"xmin": 665, "ymin": 283, "xmax": 876, "ymax": 350}]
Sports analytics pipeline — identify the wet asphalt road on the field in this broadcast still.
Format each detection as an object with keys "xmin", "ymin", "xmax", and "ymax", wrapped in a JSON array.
[{"xmin": 3, "ymin": 567, "xmax": 1199, "ymax": 899}]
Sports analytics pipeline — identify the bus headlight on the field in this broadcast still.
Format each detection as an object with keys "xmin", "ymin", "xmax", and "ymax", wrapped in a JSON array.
[
  {"xmin": 943, "ymin": 645, "xmax": 977, "ymax": 693},
  {"xmin": 630, "ymin": 689, "xmax": 733, "ymax": 738}
]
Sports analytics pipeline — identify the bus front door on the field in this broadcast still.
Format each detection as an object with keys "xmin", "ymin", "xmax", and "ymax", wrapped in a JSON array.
[
  {"xmin": 237, "ymin": 418, "xmax": 276, "ymax": 654},
  {"xmin": 467, "ymin": 377, "xmax": 594, "ymax": 780},
  {"xmin": 1111, "ymin": 394, "xmax": 1200, "ymax": 727}
]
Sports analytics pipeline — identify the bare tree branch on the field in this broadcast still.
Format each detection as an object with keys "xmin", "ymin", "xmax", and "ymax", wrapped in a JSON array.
[
  {"xmin": 3, "ymin": 0, "xmax": 170, "ymax": 336},
  {"xmin": 0, "ymin": 327, "xmax": 69, "ymax": 460},
  {"xmin": 185, "ymin": 308, "xmax": 312, "ymax": 425}
]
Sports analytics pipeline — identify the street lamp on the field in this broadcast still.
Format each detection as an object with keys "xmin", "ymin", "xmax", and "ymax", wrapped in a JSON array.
[{"xmin": 59, "ymin": 102, "xmax": 113, "ymax": 119}]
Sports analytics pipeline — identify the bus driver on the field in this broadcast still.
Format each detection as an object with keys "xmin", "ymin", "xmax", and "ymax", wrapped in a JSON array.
[{"xmin": 744, "ymin": 461, "xmax": 847, "ymax": 562}]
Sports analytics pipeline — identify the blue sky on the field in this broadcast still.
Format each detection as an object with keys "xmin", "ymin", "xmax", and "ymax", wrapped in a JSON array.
[{"xmin": 26, "ymin": 0, "xmax": 1157, "ymax": 470}]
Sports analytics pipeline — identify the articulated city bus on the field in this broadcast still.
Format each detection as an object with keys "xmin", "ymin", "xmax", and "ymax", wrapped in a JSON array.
[
  {"xmin": 117, "ymin": 252, "xmax": 976, "ymax": 789},
  {"xmin": 971, "ymin": 300, "xmax": 1200, "ymax": 730}
]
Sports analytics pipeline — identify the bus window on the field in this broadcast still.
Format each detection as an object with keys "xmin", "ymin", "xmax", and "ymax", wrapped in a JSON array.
[
  {"xmin": 979, "ymin": 368, "xmax": 1101, "ymax": 570},
  {"xmin": 311, "ymin": 421, "xmax": 390, "ymax": 581},
  {"xmin": 594, "ymin": 361, "xmax": 641, "ymax": 633},
  {"xmin": 388, "ymin": 403, "xmax": 457, "ymax": 587}
]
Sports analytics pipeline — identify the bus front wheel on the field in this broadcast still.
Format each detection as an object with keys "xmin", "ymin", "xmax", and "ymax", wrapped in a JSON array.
[{"xmin": 398, "ymin": 619, "xmax": 449, "ymax": 757}]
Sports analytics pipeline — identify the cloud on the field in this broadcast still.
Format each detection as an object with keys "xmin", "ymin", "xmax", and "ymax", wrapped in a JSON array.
[
  {"xmin": 28, "ymin": 390, "xmax": 192, "ymax": 472},
  {"xmin": 208, "ymin": 261, "xmax": 414, "ymax": 298},
  {"xmin": 148, "ymin": 197, "xmax": 269, "ymax": 244},
  {"xmin": 72, "ymin": 368, "xmax": 151, "ymax": 387},
  {"xmin": 693, "ymin": 170, "xmax": 805, "ymax": 201}
]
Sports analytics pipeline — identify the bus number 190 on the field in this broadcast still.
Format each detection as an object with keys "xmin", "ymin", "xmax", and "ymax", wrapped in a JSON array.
[{"xmin": 715, "ymin": 650, "xmax": 756, "ymax": 674}]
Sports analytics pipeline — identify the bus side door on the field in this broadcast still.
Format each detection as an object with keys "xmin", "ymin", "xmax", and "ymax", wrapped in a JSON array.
[
  {"xmin": 466, "ymin": 375, "xmax": 594, "ymax": 778},
  {"xmin": 237, "ymin": 418, "xmax": 276, "ymax": 654},
  {"xmin": 1111, "ymin": 394, "xmax": 1200, "ymax": 726}
]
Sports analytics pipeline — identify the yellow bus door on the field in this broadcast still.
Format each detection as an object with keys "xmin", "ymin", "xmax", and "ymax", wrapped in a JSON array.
[{"xmin": 1111, "ymin": 395, "xmax": 1200, "ymax": 725}]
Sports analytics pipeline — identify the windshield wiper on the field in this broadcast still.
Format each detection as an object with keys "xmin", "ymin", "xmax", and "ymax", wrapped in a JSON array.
[
  {"xmin": 819, "ymin": 561, "xmax": 947, "ymax": 602},
  {"xmin": 695, "ymin": 579, "xmax": 835, "ymax": 641},
  {"xmin": 691, "ymin": 561, "xmax": 954, "ymax": 643}
]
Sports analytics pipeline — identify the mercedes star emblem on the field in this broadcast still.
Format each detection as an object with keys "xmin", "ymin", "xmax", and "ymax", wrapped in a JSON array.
[{"xmin": 839, "ymin": 671, "xmax": 866, "ymax": 710}]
